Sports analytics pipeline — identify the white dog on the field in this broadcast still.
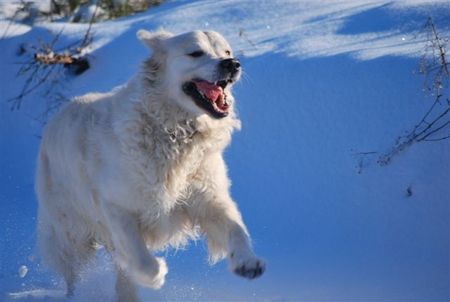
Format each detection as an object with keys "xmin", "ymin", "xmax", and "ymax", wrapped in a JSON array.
[{"xmin": 35, "ymin": 29, "xmax": 265, "ymax": 301}]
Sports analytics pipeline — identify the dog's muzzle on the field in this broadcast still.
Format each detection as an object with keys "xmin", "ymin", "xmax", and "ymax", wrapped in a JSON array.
[
  {"xmin": 182, "ymin": 58, "xmax": 241, "ymax": 119},
  {"xmin": 220, "ymin": 58, "xmax": 241, "ymax": 80},
  {"xmin": 220, "ymin": 58, "xmax": 240, "ymax": 73}
]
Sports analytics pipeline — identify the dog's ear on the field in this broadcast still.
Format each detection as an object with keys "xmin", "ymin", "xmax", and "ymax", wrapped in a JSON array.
[{"xmin": 137, "ymin": 29, "xmax": 173, "ymax": 50}]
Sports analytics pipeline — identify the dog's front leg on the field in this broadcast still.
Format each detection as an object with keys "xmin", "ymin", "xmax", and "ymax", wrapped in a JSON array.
[
  {"xmin": 226, "ymin": 216, "xmax": 266, "ymax": 279},
  {"xmin": 103, "ymin": 203, "xmax": 168, "ymax": 290},
  {"xmin": 193, "ymin": 156, "xmax": 265, "ymax": 279},
  {"xmin": 202, "ymin": 199, "xmax": 265, "ymax": 279}
]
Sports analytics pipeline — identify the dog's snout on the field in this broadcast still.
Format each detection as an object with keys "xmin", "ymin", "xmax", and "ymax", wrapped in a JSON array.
[{"xmin": 220, "ymin": 58, "xmax": 241, "ymax": 73}]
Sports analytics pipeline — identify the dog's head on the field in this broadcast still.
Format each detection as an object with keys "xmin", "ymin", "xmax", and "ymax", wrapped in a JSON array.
[{"xmin": 137, "ymin": 30, "xmax": 241, "ymax": 119}]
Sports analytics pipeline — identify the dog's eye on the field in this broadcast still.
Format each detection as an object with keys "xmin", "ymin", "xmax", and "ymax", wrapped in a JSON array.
[
  {"xmin": 225, "ymin": 50, "xmax": 231, "ymax": 56},
  {"xmin": 188, "ymin": 51, "xmax": 205, "ymax": 58}
]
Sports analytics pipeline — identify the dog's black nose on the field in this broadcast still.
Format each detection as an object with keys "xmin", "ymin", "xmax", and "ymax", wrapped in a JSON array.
[{"xmin": 220, "ymin": 58, "xmax": 241, "ymax": 73}]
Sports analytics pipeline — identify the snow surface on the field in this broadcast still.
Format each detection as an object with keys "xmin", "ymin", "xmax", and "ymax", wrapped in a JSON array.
[{"xmin": 1, "ymin": 0, "xmax": 450, "ymax": 301}]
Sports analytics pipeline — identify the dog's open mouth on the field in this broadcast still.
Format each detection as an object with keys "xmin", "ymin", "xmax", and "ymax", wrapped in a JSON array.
[{"xmin": 182, "ymin": 79, "xmax": 230, "ymax": 118}]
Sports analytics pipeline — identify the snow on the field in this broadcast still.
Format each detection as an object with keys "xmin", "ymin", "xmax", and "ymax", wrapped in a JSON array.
[
  {"xmin": 18, "ymin": 266, "xmax": 28, "ymax": 279},
  {"xmin": 1, "ymin": 0, "xmax": 450, "ymax": 301}
]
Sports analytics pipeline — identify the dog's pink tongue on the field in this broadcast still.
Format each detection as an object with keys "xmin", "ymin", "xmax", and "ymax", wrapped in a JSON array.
[{"xmin": 195, "ymin": 80, "xmax": 222, "ymax": 101}]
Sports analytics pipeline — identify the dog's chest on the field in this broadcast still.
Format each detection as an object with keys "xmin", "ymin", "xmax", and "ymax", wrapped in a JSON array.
[
  {"xmin": 133, "ymin": 126, "xmax": 208, "ymax": 201},
  {"xmin": 162, "ymin": 136, "xmax": 207, "ymax": 196},
  {"xmin": 122, "ymin": 111, "xmax": 231, "ymax": 212}
]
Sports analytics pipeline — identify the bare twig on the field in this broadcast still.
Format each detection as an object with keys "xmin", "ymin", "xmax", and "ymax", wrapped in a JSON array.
[
  {"xmin": 429, "ymin": 18, "xmax": 450, "ymax": 76},
  {"xmin": 423, "ymin": 134, "xmax": 450, "ymax": 141},
  {"xmin": 1, "ymin": 0, "xmax": 34, "ymax": 40},
  {"xmin": 78, "ymin": 0, "xmax": 98, "ymax": 51},
  {"xmin": 417, "ymin": 120, "xmax": 450, "ymax": 141},
  {"xmin": 7, "ymin": 11, "xmax": 95, "ymax": 111},
  {"xmin": 351, "ymin": 150, "xmax": 378, "ymax": 174},
  {"xmin": 239, "ymin": 28, "xmax": 258, "ymax": 50},
  {"xmin": 378, "ymin": 17, "xmax": 450, "ymax": 165}
]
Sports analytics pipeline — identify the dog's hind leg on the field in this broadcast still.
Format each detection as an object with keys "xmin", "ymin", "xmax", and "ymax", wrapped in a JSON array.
[
  {"xmin": 36, "ymin": 150, "xmax": 96, "ymax": 296},
  {"xmin": 103, "ymin": 203, "xmax": 168, "ymax": 289},
  {"xmin": 37, "ymin": 207, "xmax": 96, "ymax": 297}
]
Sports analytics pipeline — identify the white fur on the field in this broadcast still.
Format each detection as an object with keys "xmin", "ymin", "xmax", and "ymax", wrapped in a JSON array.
[{"xmin": 35, "ymin": 30, "xmax": 265, "ymax": 301}]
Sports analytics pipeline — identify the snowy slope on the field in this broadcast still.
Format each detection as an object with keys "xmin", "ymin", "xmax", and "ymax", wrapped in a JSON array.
[{"xmin": 1, "ymin": 1, "xmax": 450, "ymax": 301}]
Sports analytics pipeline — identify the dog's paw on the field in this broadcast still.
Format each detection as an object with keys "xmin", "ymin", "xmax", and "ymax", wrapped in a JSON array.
[
  {"xmin": 149, "ymin": 257, "xmax": 168, "ymax": 289},
  {"xmin": 132, "ymin": 257, "xmax": 168, "ymax": 289},
  {"xmin": 230, "ymin": 253, "xmax": 265, "ymax": 279}
]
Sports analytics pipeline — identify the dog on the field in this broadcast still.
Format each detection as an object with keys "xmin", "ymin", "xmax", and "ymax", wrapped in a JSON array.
[{"xmin": 35, "ymin": 29, "xmax": 265, "ymax": 301}]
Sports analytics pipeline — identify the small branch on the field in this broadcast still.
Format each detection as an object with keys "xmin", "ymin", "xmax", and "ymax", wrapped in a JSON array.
[
  {"xmin": 239, "ymin": 28, "xmax": 258, "ymax": 50},
  {"xmin": 428, "ymin": 17, "xmax": 450, "ymax": 76},
  {"xmin": 414, "ymin": 106, "xmax": 450, "ymax": 139},
  {"xmin": 8, "ymin": 64, "xmax": 57, "ymax": 110},
  {"xmin": 352, "ymin": 151, "xmax": 378, "ymax": 156},
  {"xmin": 351, "ymin": 150, "xmax": 378, "ymax": 174},
  {"xmin": 8, "ymin": 21, "xmax": 92, "ymax": 110},
  {"xmin": 378, "ymin": 17, "xmax": 450, "ymax": 165},
  {"xmin": 1, "ymin": 0, "xmax": 34, "ymax": 40},
  {"xmin": 77, "ymin": 1, "xmax": 99, "ymax": 52},
  {"xmin": 423, "ymin": 134, "xmax": 450, "ymax": 142},
  {"xmin": 417, "ymin": 120, "xmax": 450, "ymax": 141}
]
